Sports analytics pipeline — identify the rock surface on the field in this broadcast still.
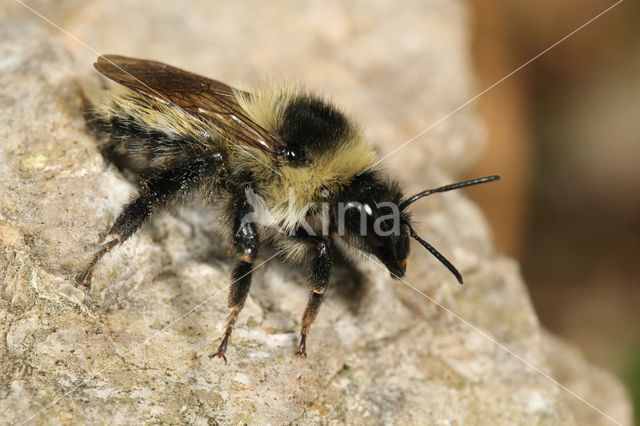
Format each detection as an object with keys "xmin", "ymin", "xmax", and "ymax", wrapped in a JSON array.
[{"xmin": 0, "ymin": 2, "xmax": 632, "ymax": 425}]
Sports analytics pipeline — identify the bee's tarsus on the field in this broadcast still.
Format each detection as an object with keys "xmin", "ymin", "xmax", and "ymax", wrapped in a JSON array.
[
  {"xmin": 296, "ymin": 332, "xmax": 308, "ymax": 358},
  {"xmin": 75, "ymin": 238, "xmax": 120, "ymax": 287},
  {"xmin": 211, "ymin": 335, "xmax": 229, "ymax": 363},
  {"xmin": 75, "ymin": 267, "xmax": 93, "ymax": 287}
]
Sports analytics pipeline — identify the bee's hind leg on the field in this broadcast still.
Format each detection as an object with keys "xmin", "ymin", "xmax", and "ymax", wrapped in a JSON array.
[
  {"xmin": 211, "ymin": 193, "xmax": 258, "ymax": 362},
  {"xmin": 75, "ymin": 153, "xmax": 223, "ymax": 287}
]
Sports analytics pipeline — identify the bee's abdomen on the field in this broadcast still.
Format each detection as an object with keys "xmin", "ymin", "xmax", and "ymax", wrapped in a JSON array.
[{"xmin": 85, "ymin": 106, "xmax": 210, "ymax": 175}]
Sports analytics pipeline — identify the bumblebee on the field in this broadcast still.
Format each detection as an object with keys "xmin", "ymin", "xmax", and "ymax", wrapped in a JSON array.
[{"xmin": 77, "ymin": 55, "xmax": 499, "ymax": 360}]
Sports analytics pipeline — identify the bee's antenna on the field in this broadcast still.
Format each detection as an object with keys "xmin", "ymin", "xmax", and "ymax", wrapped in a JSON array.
[
  {"xmin": 399, "ymin": 175, "xmax": 500, "ymax": 211},
  {"xmin": 407, "ymin": 223, "xmax": 463, "ymax": 284}
]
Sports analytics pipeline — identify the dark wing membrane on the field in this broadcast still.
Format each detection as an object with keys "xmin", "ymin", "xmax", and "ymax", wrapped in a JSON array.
[{"xmin": 94, "ymin": 54, "xmax": 284, "ymax": 157}]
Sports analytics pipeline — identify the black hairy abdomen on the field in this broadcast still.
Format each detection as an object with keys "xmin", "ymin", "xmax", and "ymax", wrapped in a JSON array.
[{"xmin": 85, "ymin": 108, "xmax": 207, "ymax": 175}]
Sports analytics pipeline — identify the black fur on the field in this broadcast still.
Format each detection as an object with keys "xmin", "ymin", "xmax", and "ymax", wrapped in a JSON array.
[
  {"xmin": 108, "ymin": 153, "xmax": 222, "ymax": 242},
  {"xmin": 335, "ymin": 170, "xmax": 411, "ymax": 278},
  {"xmin": 280, "ymin": 95, "xmax": 348, "ymax": 161},
  {"xmin": 85, "ymin": 108, "xmax": 209, "ymax": 174},
  {"xmin": 232, "ymin": 193, "xmax": 260, "ymax": 260},
  {"xmin": 293, "ymin": 230, "xmax": 332, "ymax": 293},
  {"xmin": 337, "ymin": 170, "xmax": 405, "ymax": 207}
]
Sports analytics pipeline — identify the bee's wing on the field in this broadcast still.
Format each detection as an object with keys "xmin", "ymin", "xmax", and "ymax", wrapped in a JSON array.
[{"xmin": 94, "ymin": 55, "xmax": 285, "ymax": 157}]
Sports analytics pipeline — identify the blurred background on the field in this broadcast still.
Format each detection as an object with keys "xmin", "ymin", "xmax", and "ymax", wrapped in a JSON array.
[{"xmin": 467, "ymin": 0, "xmax": 640, "ymax": 418}]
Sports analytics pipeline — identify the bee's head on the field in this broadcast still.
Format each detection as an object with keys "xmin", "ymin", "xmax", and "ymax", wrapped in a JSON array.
[
  {"xmin": 336, "ymin": 171, "xmax": 411, "ymax": 278},
  {"xmin": 337, "ymin": 172, "xmax": 500, "ymax": 283}
]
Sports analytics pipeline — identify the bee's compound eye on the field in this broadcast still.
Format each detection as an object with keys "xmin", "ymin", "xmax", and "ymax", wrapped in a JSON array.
[{"xmin": 284, "ymin": 144, "xmax": 306, "ymax": 164}]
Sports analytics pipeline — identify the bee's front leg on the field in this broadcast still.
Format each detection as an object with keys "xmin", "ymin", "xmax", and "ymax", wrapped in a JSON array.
[
  {"xmin": 211, "ymin": 192, "xmax": 258, "ymax": 362},
  {"xmin": 293, "ymin": 231, "xmax": 332, "ymax": 358}
]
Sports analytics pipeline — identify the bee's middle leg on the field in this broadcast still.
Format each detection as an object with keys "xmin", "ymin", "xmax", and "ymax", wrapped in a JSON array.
[{"xmin": 211, "ymin": 195, "xmax": 258, "ymax": 362}]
